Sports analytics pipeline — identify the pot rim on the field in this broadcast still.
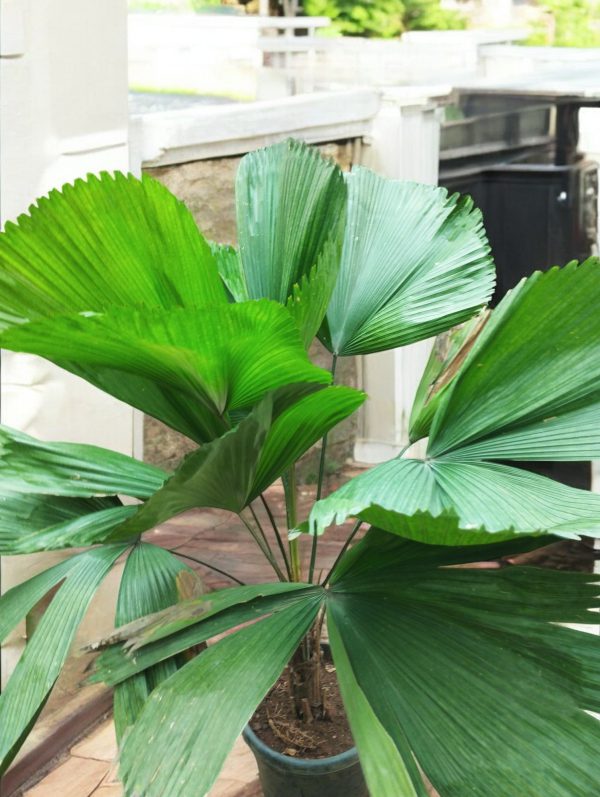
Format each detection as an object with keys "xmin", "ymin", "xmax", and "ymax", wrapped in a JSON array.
[{"xmin": 242, "ymin": 723, "xmax": 359, "ymax": 774}]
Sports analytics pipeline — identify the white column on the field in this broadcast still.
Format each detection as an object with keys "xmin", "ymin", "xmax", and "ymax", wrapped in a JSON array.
[
  {"xmin": 579, "ymin": 108, "xmax": 600, "ymax": 609},
  {"xmin": 579, "ymin": 107, "xmax": 600, "ymax": 254},
  {"xmin": 480, "ymin": 0, "xmax": 514, "ymax": 28},
  {"xmin": 356, "ymin": 90, "xmax": 445, "ymax": 463},
  {"xmin": 0, "ymin": 0, "xmax": 140, "ymax": 684}
]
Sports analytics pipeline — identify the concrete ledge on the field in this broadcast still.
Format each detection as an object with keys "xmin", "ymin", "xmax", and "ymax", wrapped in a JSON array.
[
  {"xmin": 401, "ymin": 28, "xmax": 528, "ymax": 45},
  {"xmin": 1, "ymin": 685, "xmax": 112, "ymax": 796},
  {"xmin": 481, "ymin": 44, "xmax": 600, "ymax": 62},
  {"xmin": 133, "ymin": 89, "xmax": 381, "ymax": 167}
]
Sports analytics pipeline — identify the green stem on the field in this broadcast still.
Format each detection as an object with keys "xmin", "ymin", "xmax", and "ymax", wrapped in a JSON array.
[
  {"xmin": 396, "ymin": 443, "xmax": 411, "ymax": 459},
  {"xmin": 286, "ymin": 465, "xmax": 303, "ymax": 582},
  {"xmin": 289, "ymin": 539, "xmax": 302, "ymax": 583},
  {"xmin": 239, "ymin": 510, "xmax": 287, "ymax": 582},
  {"xmin": 248, "ymin": 502, "xmax": 275, "ymax": 558},
  {"xmin": 167, "ymin": 549, "xmax": 246, "ymax": 586},
  {"xmin": 259, "ymin": 494, "xmax": 292, "ymax": 580},
  {"xmin": 321, "ymin": 520, "xmax": 363, "ymax": 587},
  {"xmin": 249, "ymin": 502, "xmax": 288, "ymax": 580},
  {"xmin": 308, "ymin": 353, "xmax": 338, "ymax": 583},
  {"xmin": 316, "ymin": 353, "xmax": 339, "ymax": 502}
]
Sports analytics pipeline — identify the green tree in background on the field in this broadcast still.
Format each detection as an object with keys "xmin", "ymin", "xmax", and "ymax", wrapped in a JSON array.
[
  {"xmin": 402, "ymin": 0, "xmax": 465, "ymax": 31},
  {"xmin": 527, "ymin": 0, "xmax": 600, "ymax": 47},
  {"xmin": 2, "ymin": 139, "xmax": 600, "ymax": 797},
  {"xmin": 303, "ymin": 0, "xmax": 465, "ymax": 39}
]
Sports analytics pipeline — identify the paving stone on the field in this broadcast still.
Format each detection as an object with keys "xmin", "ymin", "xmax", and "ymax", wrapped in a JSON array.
[
  {"xmin": 42, "ymin": 723, "xmax": 259, "ymax": 797},
  {"xmin": 71, "ymin": 720, "xmax": 117, "ymax": 762},
  {"xmin": 208, "ymin": 737, "xmax": 259, "ymax": 797},
  {"xmin": 92, "ymin": 786, "xmax": 122, "ymax": 797},
  {"xmin": 21, "ymin": 475, "xmax": 364, "ymax": 797},
  {"xmin": 24, "ymin": 756, "xmax": 108, "ymax": 797},
  {"xmin": 99, "ymin": 761, "xmax": 120, "ymax": 787}
]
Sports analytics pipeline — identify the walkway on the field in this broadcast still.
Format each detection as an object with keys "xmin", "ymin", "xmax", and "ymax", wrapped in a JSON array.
[
  {"xmin": 24, "ymin": 720, "xmax": 260, "ymax": 797},
  {"xmin": 19, "ymin": 475, "xmax": 360, "ymax": 796}
]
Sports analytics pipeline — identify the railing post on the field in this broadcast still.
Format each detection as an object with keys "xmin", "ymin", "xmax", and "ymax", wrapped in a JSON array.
[
  {"xmin": 0, "ymin": 0, "xmax": 138, "ymax": 688},
  {"xmin": 356, "ymin": 90, "xmax": 448, "ymax": 463}
]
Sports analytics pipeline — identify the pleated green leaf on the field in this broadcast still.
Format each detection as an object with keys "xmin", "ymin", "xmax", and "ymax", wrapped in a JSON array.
[
  {"xmin": 0, "ymin": 426, "xmax": 162, "ymax": 553},
  {"xmin": 107, "ymin": 385, "xmax": 363, "ymax": 539},
  {"xmin": 91, "ymin": 583, "xmax": 321, "ymax": 687},
  {"xmin": 0, "ymin": 386, "xmax": 338, "ymax": 553},
  {"xmin": 119, "ymin": 596, "xmax": 323, "ymax": 797},
  {"xmin": 324, "ymin": 167, "xmax": 495, "ymax": 356},
  {"xmin": 0, "ymin": 556, "xmax": 77, "ymax": 643},
  {"xmin": 326, "ymin": 529, "xmax": 600, "ymax": 797},
  {"xmin": 0, "ymin": 172, "xmax": 225, "ymax": 331},
  {"xmin": 0, "ymin": 701, "xmax": 51, "ymax": 780},
  {"xmin": 0, "ymin": 301, "xmax": 330, "ymax": 443},
  {"xmin": 236, "ymin": 139, "xmax": 346, "ymax": 303},
  {"xmin": 445, "ymin": 402, "xmax": 600, "ymax": 461},
  {"xmin": 428, "ymin": 258, "xmax": 600, "ymax": 459},
  {"xmin": 409, "ymin": 311, "xmax": 489, "ymax": 442},
  {"xmin": 0, "ymin": 425, "xmax": 166, "ymax": 498},
  {"xmin": 111, "ymin": 402, "xmax": 271, "ymax": 537},
  {"xmin": 286, "ymin": 236, "xmax": 342, "ymax": 348},
  {"xmin": 74, "ymin": 364, "xmax": 225, "ymax": 444},
  {"xmin": 113, "ymin": 543, "xmax": 195, "ymax": 741},
  {"xmin": 0, "ymin": 545, "xmax": 127, "ymax": 773},
  {"xmin": 314, "ymin": 262, "xmax": 600, "ymax": 547},
  {"xmin": 0, "ymin": 492, "xmax": 135, "ymax": 554},
  {"xmin": 211, "ymin": 243, "xmax": 249, "ymax": 303},
  {"xmin": 252, "ymin": 384, "xmax": 365, "ymax": 495},
  {"xmin": 328, "ymin": 615, "xmax": 427, "ymax": 797},
  {"xmin": 309, "ymin": 457, "xmax": 600, "ymax": 543}
]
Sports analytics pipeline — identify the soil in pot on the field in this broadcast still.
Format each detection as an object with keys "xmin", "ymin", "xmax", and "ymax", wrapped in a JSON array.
[
  {"xmin": 246, "ymin": 644, "xmax": 368, "ymax": 797},
  {"xmin": 249, "ymin": 654, "xmax": 353, "ymax": 759}
]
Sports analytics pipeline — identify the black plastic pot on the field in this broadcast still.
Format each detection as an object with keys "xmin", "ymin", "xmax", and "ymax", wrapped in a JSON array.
[{"xmin": 242, "ymin": 724, "xmax": 368, "ymax": 797}]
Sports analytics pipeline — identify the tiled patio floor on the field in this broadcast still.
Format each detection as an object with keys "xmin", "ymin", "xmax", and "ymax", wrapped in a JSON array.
[
  {"xmin": 141, "ymin": 476, "xmax": 360, "ymax": 590},
  {"xmin": 24, "ymin": 720, "xmax": 260, "ymax": 797},
  {"xmin": 19, "ymin": 476, "xmax": 360, "ymax": 796}
]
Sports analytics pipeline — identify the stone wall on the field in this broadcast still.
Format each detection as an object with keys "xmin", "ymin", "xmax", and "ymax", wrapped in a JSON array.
[{"xmin": 143, "ymin": 141, "xmax": 359, "ymax": 482}]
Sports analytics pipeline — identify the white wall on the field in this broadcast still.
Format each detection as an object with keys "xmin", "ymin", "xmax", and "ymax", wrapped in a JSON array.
[
  {"xmin": 356, "ymin": 91, "xmax": 445, "ymax": 463},
  {"xmin": 579, "ymin": 106, "xmax": 600, "ymax": 572},
  {"xmin": 1, "ymin": 0, "xmax": 130, "ymax": 221},
  {"xmin": 128, "ymin": 12, "xmax": 262, "ymax": 99},
  {"xmin": 0, "ymin": 0, "xmax": 140, "ymax": 685},
  {"xmin": 130, "ymin": 84, "xmax": 442, "ymax": 464}
]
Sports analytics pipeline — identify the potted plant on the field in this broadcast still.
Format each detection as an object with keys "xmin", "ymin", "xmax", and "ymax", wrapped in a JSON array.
[{"xmin": 1, "ymin": 139, "xmax": 600, "ymax": 797}]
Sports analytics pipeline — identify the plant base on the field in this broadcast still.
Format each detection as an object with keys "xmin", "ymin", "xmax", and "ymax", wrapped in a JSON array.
[{"xmin": 242, "ymin": 724, "xmax": 367, "ymax": 797}]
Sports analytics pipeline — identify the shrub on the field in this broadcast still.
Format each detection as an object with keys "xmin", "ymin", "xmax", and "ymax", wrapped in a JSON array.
[
  {"xmin": 1, "ymin": 140, "xmax": 600, "ymax": 796},
  {"xmin": 526, "ymin": 0, "xmax": 600, "ymax": 47},
  {"xmin": 303, "ymin": 0, "xmax": 466, "ymax": 39}
]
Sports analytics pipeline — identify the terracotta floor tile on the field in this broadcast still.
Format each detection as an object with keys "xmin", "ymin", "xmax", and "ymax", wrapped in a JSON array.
[
  {"xmin": 19, "ymin": 475, "xmax": 364, "ymax": 797},
  {"xmin": 208, "ymin": 737, "xmax": 258, "ymax": 796},
  {"xmin": 210, "ymin": 779, "xmax": 257, "ymax": 797},
  {"xmin": 24, "ymin": 756, "xmax": 108, "ymax": 797},
  {"xmin": 92, "ymin": 786, "xmax": 122, "ymax": 797},
  {"xmin": 207, "ymin": 737, "xmax": 259, "ymax": 796},
  {"xmin": 232, "ymin": 785, "xmax": 262, "ymax": 797},
  {"xmin": 71, "ymin": 720, "xmax": 117, "ymax": 762},
  {"xmin": 38, "ymin": 726, "xmax": 259, "ymax": 797},
  {"xmin": 92, "ymin": 776, "xmax": 264, "ymax": 797},
  {"xmin": 99, "ymin": 760, "xmax": 120, "ymax": 787}
]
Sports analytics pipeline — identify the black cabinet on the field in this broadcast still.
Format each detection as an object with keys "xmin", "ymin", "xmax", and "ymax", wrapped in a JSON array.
[
  {"xmin": 439, "ymin": 92, "xmax": 599, "ymax": 500},
  {"xmin": 456, "ymin": 161, "xmax": 598, "ymax": 302}
]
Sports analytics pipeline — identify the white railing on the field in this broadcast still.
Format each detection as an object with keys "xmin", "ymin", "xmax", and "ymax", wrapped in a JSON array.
[
  {"xmin": 131, "ymin": 87, "xmax": 381, "ymax": 166},
  {"xmin": 129, "ymin": 16, "xmax": 530, "ymax": 99},
  {"xmin": 130, "ymin": 83, "xmax": 449, "ymax": 465}
]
